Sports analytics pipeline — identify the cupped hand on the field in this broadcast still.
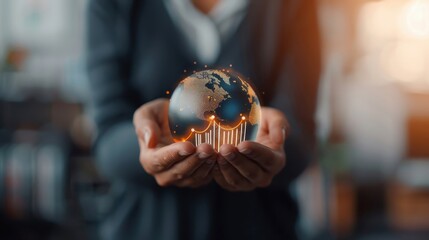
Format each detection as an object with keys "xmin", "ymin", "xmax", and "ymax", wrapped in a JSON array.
[
  {"xmin": 133, "ymin": 99, "xmax": 216, "ymax": 188},
  {"xmin": 212, "ymin": 107, "xmax": 288, "ymax": 191}
]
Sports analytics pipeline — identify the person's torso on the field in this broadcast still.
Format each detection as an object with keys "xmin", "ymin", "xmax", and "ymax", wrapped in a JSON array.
[{"xmin": 99, "ymin": 1, "xmax": 298, "ymax": 240}]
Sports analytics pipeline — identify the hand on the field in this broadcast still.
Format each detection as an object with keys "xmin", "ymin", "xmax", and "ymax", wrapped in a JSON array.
[
  {"xmin": 133, "ymin": 99, "xmax": 216, "ymax": 188},
  {"xmin": 212, "ymin": 107, "xmax": 288, "ymax": 191}
]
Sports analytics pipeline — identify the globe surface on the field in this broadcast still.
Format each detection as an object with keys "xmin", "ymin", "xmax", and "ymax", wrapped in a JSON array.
[{"xmin": 169, "ymin": 69, "xmax": 261, "ymax": 149}]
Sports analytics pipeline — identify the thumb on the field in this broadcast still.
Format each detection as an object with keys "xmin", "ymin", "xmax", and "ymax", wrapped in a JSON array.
[
  {"xmin": 266, "ymin": 110, "xmax": 289, "ymax": 146},
  {"xmin": 134, "ymin": 110, "xmax": 162, "ymax": 149}
]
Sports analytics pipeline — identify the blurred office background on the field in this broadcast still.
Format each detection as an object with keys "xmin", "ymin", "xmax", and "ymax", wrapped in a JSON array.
[{"xmin": 0, "ymin": 0, "xmax": 428, "ymax": 239}]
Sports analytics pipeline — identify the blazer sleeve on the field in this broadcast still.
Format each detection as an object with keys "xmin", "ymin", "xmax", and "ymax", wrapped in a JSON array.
[
  {"xmin": 268, "ymin": 0, "xmax": 321, "ymax": 190},
  {"xmin": 87, "ymin": 0, "xmax": 157, "ymax": 186}
]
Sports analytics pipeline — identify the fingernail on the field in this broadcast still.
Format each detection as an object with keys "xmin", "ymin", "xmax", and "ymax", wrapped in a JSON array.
[
  {"xmin": 143, "ymin": 128, "xmax": 150, "ymax": 147},
  {"xmin": 198, "ymin": 152, "xmax": 211, "ymax": 159},
  {"xmin": 239, "ymin": 148, "xmax": 252, "ymax": 155},
  {"xmin": 179, "ymin": 151, "xmax": 192, "ymax": 157},
  {"xmin": 221, "ymin": 152, "xmax": 235, "ymax": 161}
]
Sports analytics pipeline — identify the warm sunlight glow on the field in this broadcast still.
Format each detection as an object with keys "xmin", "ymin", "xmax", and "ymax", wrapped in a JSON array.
[
  {"xmin": 380, "ymin": 41, "xmax": 427, "ymax": 83},
  {"xmin": 403, "ymin": 0, "xmax": 429, "ymax": 38}
]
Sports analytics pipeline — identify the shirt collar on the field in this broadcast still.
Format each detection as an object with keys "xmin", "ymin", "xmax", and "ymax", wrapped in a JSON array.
[{"xmin": 163, "ymin": 0, "xmax": 249, "ymax": 64}]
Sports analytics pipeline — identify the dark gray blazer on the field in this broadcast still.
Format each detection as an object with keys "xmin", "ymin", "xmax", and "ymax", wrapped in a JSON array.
[{"xmin": 87, "ymin": 0, "xmax": 321, "ymax": 239}]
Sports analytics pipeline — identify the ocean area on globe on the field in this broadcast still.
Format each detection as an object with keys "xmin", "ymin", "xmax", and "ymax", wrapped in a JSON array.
[{"xmin": 168, "ymin": 69, "xmax": 261, "ymax": 151}]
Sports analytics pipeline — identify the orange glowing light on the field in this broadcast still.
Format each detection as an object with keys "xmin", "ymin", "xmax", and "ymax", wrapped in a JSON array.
[{"xmin": 176, "ymin": 115, "xmax": 249, "ymax": 151}]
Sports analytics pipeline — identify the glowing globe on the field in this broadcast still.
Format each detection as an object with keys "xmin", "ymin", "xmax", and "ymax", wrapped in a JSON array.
[{"xmin": 169, "ymin": 69, "xmax": 261, "ymax": 151}]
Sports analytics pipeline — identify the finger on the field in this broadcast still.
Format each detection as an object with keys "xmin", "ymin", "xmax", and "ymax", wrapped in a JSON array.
[
  {"xmin": 177, "ymin": 143, "xmax": 216, "ymax": 178},
  {"xmin": 189, "ymin": 160, "xmax": 215, "ymax": 181},
  {"xmin": 269, "ymin": 117, "xmax": 289, "ymax": 146},
  {"xmin": 134, "ymin": 107, "xmax": 163, "ymax": 149},
  {"xmin": 212, "ymin": 165, "xmax": 237, "ymax": 192},
  {"xmin": 188, "ymin": 145, "xmax": 216, "ymax": 182},
  {"xmin": 135, "ymin": 118, "xmax": 162, "ymax": 149},
  {"xmin": 176, "ymin": 172, "xmax": 213, "ymax": 188},
  {"xmin": 142, "ymin": 141, "xmax": 195, "ymax": 174},
  {"xmin": 219, "ymin": 145, "xmax": 265, "ymax": 184},
  {"xmin": 154, "ymin": 154, "xmax": 201, "ymax": 187},
  {"xmin": 134, "ymin": 99, "xmax": 173, "ymax": 147},
  {"xmin": 134, "ymin": 99, "xmax": 169, "ymax": 126},
  {"xmin": 268, "ymin": 108, "xmax": 289, "ymax": 145},
  {"xmin": 217, "ymin": 145, "xmax": 252, "ymax": 189},
  {"xmin": 264, "ymin": 108, "xmax": 289, "ymax": 146},
  {"xmin": 155, "ymin": 144, "xmax": 214, "ymax": 186},
  {"xmin": 237, "ymin": 141, "xmax": 282, "ymax": 173}
]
